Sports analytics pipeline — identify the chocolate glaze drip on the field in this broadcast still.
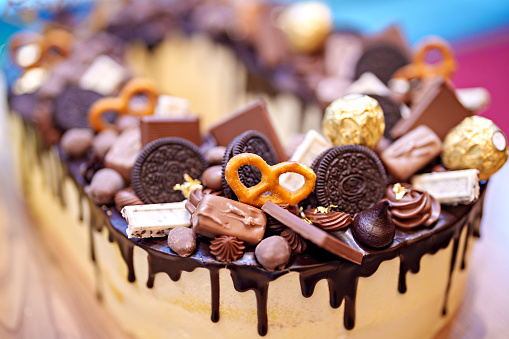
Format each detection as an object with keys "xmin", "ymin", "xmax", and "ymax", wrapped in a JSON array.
[{"xmin": 22, "ymin": 115, "xmax": 486, "ymax": 336}]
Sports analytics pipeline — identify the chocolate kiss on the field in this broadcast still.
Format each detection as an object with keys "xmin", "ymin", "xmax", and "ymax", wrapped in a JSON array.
[{"xmin": 352, "ymin": 201, "xmax": 395, "ymax": 249}]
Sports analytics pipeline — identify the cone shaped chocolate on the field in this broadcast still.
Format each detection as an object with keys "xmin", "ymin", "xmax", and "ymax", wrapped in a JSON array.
[{"xmin": 353, "ymin": 201, "xmax": 395, "ymax": 249}]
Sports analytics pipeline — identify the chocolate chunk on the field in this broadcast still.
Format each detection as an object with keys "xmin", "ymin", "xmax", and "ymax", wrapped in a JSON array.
[
  {"xmin": 202, "ymin": 166, "xmax": 223, "ymax": 191},
  {"xmin": 221, "ymin": 130, "xmax": 278, "ymax": 200},
  {"xmin": 92, "ymin": 129, "xmax": 119, "ymax": 159},
  {"xmin": 354, "ymin": 44, "xmax": 409, "ymax": 85},
  {"xmin": 61, "ymin": 128, "xmax": 94, "ymax": 158},
  {"xmin": 210, "ymin": 235, "xmax": 245, "ymax": 263},
  {"xmin": 53, "ymin": 86, "xmax": 103, "ymax": 131},
  {"xmin": 140, "ymin": 115, "xmax": 201, "ymax": 147},
  {"xmin": 204, "ymin": 146, "xmax": 226, "ymax": 165},
  {"xmin": 352, "ymin": 201, "xmax": 395, "ymax": 249},
  {"xmin": 86, "ymin": 168, "xmax": 125, "ymax": 205},
  {"xmin": 390, "ymin": 78, "xmax": 473, "ymax": 140},
  {"xmin": 114, "ymin": 187, "xmax": 144, "ymax": 211},
  {"xmin": 104, "ymin": 127, "xmax": 141, "ymax": 182},
  {"xmin": 366, "ymin": 94, "xmax": 401, "ymax": 140},
  {"xmin": 304, "ymin": 208, "xmax": 352, "ymax": 232},
  {"xmin": 312, "ymin": 145, "xmax": 387, "ymax": 215},
  {"xmin": 193, "ymin": 194, "xmax": 266, "ymax": 246},
  {"xmin": 168, "ymin": 227, "xmax": 197, "ymax": 257},
  {"xmin": 132, "ymin": 137, "xmax": 208, "ymax": 204},
  {"xmin": 262, "ymin": 201, "xmax": 363, "ymax": 264},
  {"xmin": 209, "ymin": 99, "xmax": 286, "ymax": 162},
  {"xmin": 255, "ymin": 236, "xmax": 292, "ymax": 271}
]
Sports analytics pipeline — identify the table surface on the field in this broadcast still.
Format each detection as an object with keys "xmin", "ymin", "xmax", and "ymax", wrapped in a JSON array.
[{"xmin": 0, "ymin": 104, "xmax": 508, "ymax": 338}]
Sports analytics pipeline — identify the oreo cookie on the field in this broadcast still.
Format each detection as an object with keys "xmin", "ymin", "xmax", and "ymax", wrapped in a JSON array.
[
  {"xmin": 132, "ymin": 137, "xmax": 209, "ymax": 204},
  {"xmin": 221, "ymin": 130, "xmax": 278, "ymax": 200},
  {"xmin": 53, "ymin": 86, "xmax": 103, "ymax": 131},
  {"xmin": 354, "ymin": 45, "xmax": 409, "ymax": 84},
  {"xmin": 366, "ymin": 94, "xmax": 402, "ymax": 140},
  {"xmin": 313, "ymin": 145, "xmax": 387, "ymax": 215}
]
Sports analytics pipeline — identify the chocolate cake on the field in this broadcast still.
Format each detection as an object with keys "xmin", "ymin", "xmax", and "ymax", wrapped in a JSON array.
[{"xmin": 5, "ymin": 1, "xmax": 508, "ymax": 338}]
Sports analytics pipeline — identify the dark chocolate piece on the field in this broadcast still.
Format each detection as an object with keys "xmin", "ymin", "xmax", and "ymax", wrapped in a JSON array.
[
  {"xmin": 193, "ymin": 195, "xmax": 266, "ymax": 245},
  {"xmin": 208, "ymin": 99, "xmax": 286, "ymax": 162},
  {"xmin": 366, "ymin": 94, "xmax": 402, "ymax": 140},
  {"xmin": 280, "ymin": 228, "xmax": 307, "ymax": 254},
  {"xmin": 262, "ymin": 201, "xmax": 363, "ymax": 264},
  {"xmin": 221, "ymin": 130, "xmax": 278, "ymax": 200},
  {"xmin": 53, "ymin": 86, "xmax": 103, "ymax": 131},
  {"xmin": 312, "ymin": 145, "xmax": 387, "ymax": 216},
  {"xmin": 132, "ymin": 137, "xmax": 208, "ymax": 204},
  {"xmin": 354, "ymin": 44, "xmax": 409, "ymax": 85},
  {"xmin": 140, "ymin": 115, "xmax": 201, "ymax": 147},
  {"xmin": 304, "ymin": 208, "xmax": 352, "ymax": 232},
  {"xmin": 390, "ymin": 78, "xmax": 473, "ymax": 140},
  {"xmin": 210, "ymin": 235, "xmax": 245, "ymax": 263},
  {"xmin": 352, "ymin": 201, "xmax": 395, "ymax": 249},
  {"xmin": 114, "ymin": 187, "xmax": 144, "ymax": 212}
]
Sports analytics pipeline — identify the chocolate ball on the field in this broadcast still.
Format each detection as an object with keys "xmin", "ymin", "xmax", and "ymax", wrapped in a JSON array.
[
  {"xmin": 255, "ymin": 236, "xmax": 291, "ymax": 271},
  {"xmin": 93, "ymin": 129, "xmax": 118, "ymax": 158},
  {"xmin": 86, "ymin": 168, "xmax": 125, "ymax": 205},
  {"xmin": 61, "ymin": 128, "xmax": 94, "ymax": 157},
  {"xmin": 205, "ymin": 146, "xmax": 226, "ymax": 165},
  {"xmin": 201, "ymin": 165, "xmax": 223, "ymax": 191},
  {"xmin": 168, "ymin": 227, "xmax": 197, "ymax": 257},
  {"xmin": 352, "ymin": 201, "xmax": 395, "ymax": 249}
]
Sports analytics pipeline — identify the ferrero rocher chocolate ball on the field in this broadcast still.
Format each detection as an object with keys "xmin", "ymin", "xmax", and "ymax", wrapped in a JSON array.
[
  {"xmin": 278, "ymin": 1, "xmax": 332, "ymax": 54},
  {"xmin": 322, "ymin": 94, "xmax": 385, "ymax": 150},
  {"xmin": 442, "ymin": 116, "xmax": 508, "ymax": 180}
]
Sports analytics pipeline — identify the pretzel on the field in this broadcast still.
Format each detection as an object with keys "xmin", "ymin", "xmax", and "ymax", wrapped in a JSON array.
[
  {"xmin": 88, "ymin": 78, "xmax": 158, "ymax": 131},
  {"xmin": 393, "ymin": 37, "xmax": 457, "ymax": 80},
  {"xmin": 225, "ymin": 153, "xmax": 316, "ymax": 207}
]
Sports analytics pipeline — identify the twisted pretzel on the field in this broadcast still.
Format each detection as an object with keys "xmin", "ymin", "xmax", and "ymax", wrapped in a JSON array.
[
  {"xmin": 393, "ymin": 37, "xmax": 456, "ymax": 80},
  {"xmin": 88, "ymin": 78, "xmax": 158, "ymax": 131},
  {"xmin": 225, "ymin": 153, "xmax": 316, "ymax": 207}
]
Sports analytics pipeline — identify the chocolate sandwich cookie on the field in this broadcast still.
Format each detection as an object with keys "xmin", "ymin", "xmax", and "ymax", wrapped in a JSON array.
[
  {"xmin": 313, "ymin": 145, "xmax": 387, "ymax": 215},
  {"xmin": 354, "ymin": 45, "xmax": 409, "ymax": 84},
  {"xmin": 53, "ymin": 85, "xmax": 103, "ymax": 131},
  {"xmin": 132, "ymin": 137, "xmax": 209, "ymax": 204},
  {"xmin": 366, "ymin": 94, "xmax": 402, "ymax": 140},
  {"xmin": 221, "ymin": 130, "xmax": 278, "ymax": 200}
]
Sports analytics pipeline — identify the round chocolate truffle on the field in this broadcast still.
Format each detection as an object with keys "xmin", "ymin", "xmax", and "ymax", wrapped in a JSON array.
[
  {"xmin": 202, "ymin": 165, "xmax": 223, "ymax": 191},
  {"xmin": 255, "ymin": 236, "xmax": 292, "ymax": 271}
]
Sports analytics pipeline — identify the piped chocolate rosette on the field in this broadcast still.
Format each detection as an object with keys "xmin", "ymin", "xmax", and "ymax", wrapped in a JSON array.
[{"xmin": 385, "ymin": 183, "xmax": 441, "ymax": 229}]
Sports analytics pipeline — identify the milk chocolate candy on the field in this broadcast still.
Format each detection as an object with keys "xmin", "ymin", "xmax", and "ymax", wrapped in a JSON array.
[
  {"xmin": 209, "ymin": 99, "xmax": 286, "ymax": 161},
  {"xmin": 140, "ymin": 115, "xmax": 201, "ymax": 147},
  {"xmin": 122, "ymin": 201, "xmax": 191, "ymax": 238},
  {"xmin": 104, "ymin": 127, "xmax": 141, "ymax": 182},
  {"xmin": 86, "ymin": 168, "xmax": 125, "ymax": 205},
  {"xmin": 193, "ymin": 195, "xmax": 266, "ymax": 246},
  {"xmin": 390, "ymin": 78, "xmax": 473, "ymax": 140},
  {"xmin": 411, "ymin": 169, "xmax": 480, "ymax": 205},
  {"xmin": 381, "ymin": 125, "xmax": 442, "ymax": 182}
]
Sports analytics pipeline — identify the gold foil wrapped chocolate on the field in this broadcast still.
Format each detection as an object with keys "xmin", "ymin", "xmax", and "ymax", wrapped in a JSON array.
[
  {"xmin": 442, "ymin": 116, "xmax": 508, "ymax": 180},
  {"xmin": 278, "ymin": 1, "xmax": 332, "ymax": 54},
  {"xmin": 322, "ymin": 94, "xmax": 385, "ymax": 150}
]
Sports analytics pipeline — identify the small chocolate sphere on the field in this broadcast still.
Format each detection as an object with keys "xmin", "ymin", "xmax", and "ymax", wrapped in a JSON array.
[
  {"xmin": 352, "ymin": 201, "xmax": 395, "ymax": 249},
  {"xmin": 201, "ymin": 165, "xmax": 223, "ymax": 191},
  {"xmin": 205, "ymin": 146, "xmax": 226, "ymax": 165},
  {"xmin": 255, "ymin": 236, "xmax": 292, "ymax": 271},
  {"xmin": 61, "ymin": 128, "xmax": 94, "ymax": 157}
]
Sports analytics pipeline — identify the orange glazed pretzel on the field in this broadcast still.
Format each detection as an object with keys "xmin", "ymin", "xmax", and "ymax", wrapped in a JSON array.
[
  {"xmin": 225, "ymin": 153, "xmax": 316, "ymax": 207},
  {"xmin": 393, "ymin": 37, "xmax": 457, "ymax": 80},
  {"xmin": 88, "ymin": 78, "xmax": 158, "ymax": 131}
]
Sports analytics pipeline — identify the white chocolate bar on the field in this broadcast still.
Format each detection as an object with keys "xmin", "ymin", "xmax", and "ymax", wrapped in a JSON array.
[
  {"xmin": 345, "ymin": 72, "xmax": 391, "ymax": 96},
  {"xmin": 280, "ymin": 130, "xmax": 331, "ymax": 192},
  {"xmin": 154, "ymin": 94, "xmax": 190, "ymax": 117},
  {"xmin": 122, "ymin": 201, "xmax": 191, "ymax": 238},
  {"xmin": 411, "ymin": 169, "xmax": 480, "ymax": 205},
  {"xmin": 79, "ymin": 55, "xmax": 127, "ymax": 95}
]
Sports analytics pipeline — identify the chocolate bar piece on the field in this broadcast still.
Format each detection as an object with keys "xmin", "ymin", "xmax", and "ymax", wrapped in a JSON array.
[
  {"xmin": 390, "ymin": 78, "xmax": 473, "ymax": 140},
  {"xmin": 261, "ymin": 201, "xmax": 363, "ymax": 264},
  {"xmin": 411, "ymin": 169, "xmax": 479, "ymax": 205},
  {"xmin": 140, "ymin": 115, "xmax": 201, "ymax": 147},
  {"xmin": 380, "ymin": 125, "xmax": 442, "ymax": 181},
  {"xmin": 193, "ymin": 195, "xmax": 266, "ymax": 245},
  {"xmin": 122, "ymin": 201, "xmax": 191, "ymax": 238},
  {"xmin": 104, "ymin": 127, "xmax": 141, "ymax": 182},
  {"xmin": 208, "ymin": 99, "xmax": 286, "ymax": 161},
  {"xmin": 79, "ymin": 55, "xmax": 127, "ymax": 95}
]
